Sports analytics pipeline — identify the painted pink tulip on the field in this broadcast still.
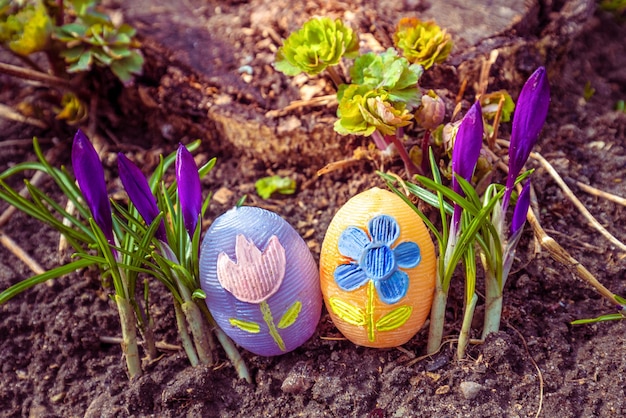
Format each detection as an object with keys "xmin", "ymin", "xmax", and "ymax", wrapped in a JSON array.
[{"xmin": 217, "ymin": 234, "xmax": 286, "ymax": 304}]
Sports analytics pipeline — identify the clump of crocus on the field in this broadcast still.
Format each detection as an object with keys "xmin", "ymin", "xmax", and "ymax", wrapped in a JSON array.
[
  {"xmin": 117, "ymin": 144, "xmax": 250, "ymax": 381},
  {"xmin": 481, "ymin": 67, "xmax": 550, "ymax": 338},
  {"xmin": 380, "ymin": 67, "xmax": 551, "ymax": 359},
  {"xmin": 117, "ymin": 145, "xmax": 215, "ymax": 367},
  {"xmin": 393, "ymin": 18, "xmax": 453, "ymax": 69},
  {"xmin": 0, "ymin": 130, "xmax": 251, "ymax": 382},
  {"xmin": 274, "ymin": 17, "xmax": 358, "ymax": 85},
  {"xmin": 72, "ymin": 130, "xmax": 145, "ymax": 378}
]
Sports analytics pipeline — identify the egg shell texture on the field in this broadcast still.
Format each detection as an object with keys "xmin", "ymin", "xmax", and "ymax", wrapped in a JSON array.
[
  {"xmin": 320, "ymin": 187, "xmax": 436, "ymax": 348},
  {"xmin": 200, "ymin": 206, "xmax": 322, "ymax": 356}
]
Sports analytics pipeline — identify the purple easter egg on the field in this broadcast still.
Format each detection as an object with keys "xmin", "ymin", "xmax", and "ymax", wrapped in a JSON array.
[{"xmin": 199, "ymin": 206, "xmax": 322, "ymax": 356}]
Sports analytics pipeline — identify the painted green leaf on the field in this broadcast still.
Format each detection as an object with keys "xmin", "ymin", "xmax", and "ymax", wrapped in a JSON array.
[
  {"xmin": 229, "ymin": 318, "xmax": 261, "ymax": 334},
  {"xmin": 329, "ymin": 297, "xmax": 366, "ymax": 326},
  {"xmin": 277, "ymin": 300, "xmax": 302, "ymax": 329},
  {"xmin": 375, "ymin": 305, "xmax": 412, "ymax": 331}
]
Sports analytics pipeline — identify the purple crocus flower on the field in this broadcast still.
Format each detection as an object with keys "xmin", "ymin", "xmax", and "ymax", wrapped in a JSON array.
[
  {"xmin": 117, "ymin": 153, "xmax": 167, "ymax": 242},
  {"xmin": 72, "ymin": 130, "xmax": 115, "ymax": 248},
  {"xmin": 176, "ymin": 144, "xmax": 202, "ymax": 237},
  {"xmin": 510, "ymin": 180, "xmax": 531, "ymax": 235},
  {"xmin": 451, "ymin": 101, "xmax": 483, "ymax": 229},
  {"xmin": 505, "ymin": 67, "xmax": 550, "ymax": 208}
]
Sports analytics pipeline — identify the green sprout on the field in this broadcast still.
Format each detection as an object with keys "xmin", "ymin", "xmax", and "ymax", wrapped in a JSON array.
[
  {"xmin": 393, "ymin": 17, "xmax": 453, "ymax": 70},
  {"xmin": 274, "ymin": 17, "xmax": 359, "ymax": 84},
  {"xmin": 255, "ymin": 175, "xmax": 297, "ymax": 199},
  {"xmin": 582, "ymin": 81, "xmax": 596, "ymax": 102}
]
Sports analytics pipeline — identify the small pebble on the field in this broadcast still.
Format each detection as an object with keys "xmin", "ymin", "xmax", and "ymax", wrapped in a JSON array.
[
  {"xmin": 281, "ymin": 361, "xmax": 313, "ymax": 394},
  {"xmin": 460, "ymin": 381, "xmax": 485, "ymax": 400}
]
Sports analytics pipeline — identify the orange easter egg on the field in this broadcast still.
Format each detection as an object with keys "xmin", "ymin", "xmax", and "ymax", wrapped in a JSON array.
[{"xmin": 320, "ymin": 187, "xmax": 436, "ymax": 348}]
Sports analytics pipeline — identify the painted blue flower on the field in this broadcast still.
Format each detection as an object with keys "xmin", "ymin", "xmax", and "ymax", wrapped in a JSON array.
[{"xmin": 334, "ymin": 214, "xmax": 421, "ymax": 304}]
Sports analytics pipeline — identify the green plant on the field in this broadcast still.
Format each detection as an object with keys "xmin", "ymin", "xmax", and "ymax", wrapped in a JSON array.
[
  {"xmin": 0, "ymin": 0, "xmax": 52, "ymax": 56},
  {"xmin": 393, "ymin": 17, "xmax": 453, "ymax": 70},
  {"xmin": 275, "ymin": 17, "xmax": 452, "ymax": 177},
  {"xmin": 0, "ymin": 0, "xmax": 143, "ymax": 83},
  {"xmin": 275, "ymin": 17, "xmax": 359, "ymax": 85},
  {"xmin": 54, "ymin": 6, "xmax": 143, "ymax": 83}
]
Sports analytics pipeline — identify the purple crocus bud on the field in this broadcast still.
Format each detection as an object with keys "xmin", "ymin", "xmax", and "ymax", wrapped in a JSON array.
[
  {"xmin": 451, "ymin": 101, "xmax": 483, "ymax": 229},
  {"xmin": 117, "ymin": 153, "xmax": 167, "ymax": 242},
  {"xmin": 176, "ymin": 144, "xmax": 202, "ymax": 237},
  {"xmin": 505, "ymin": 67, "xmax": 550, "ymax": 206},
  {"xmin": 72, "ymin": 130, "xmax": 115, "ymax": 248},
  {"xmin": 510, "ymin": 180, "xmax": 531, "ymax": 235}
]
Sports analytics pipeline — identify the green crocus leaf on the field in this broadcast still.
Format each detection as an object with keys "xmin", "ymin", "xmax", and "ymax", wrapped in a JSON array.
[
  {"xmin": 275, "ymin": 17, "xmax": 359, "ymax": 76},
  {"xmin": 393, "ymin": 17, "xmax": 453, "ymax": 70}
]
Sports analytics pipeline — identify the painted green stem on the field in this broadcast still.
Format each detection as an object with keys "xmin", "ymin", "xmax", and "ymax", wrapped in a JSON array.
[
  {"xmin": 115, "ymin": 295, "xmax": 142, "ymax": 379},
  {"xmin": 457, "ymin": 293, "xmax": 478, "ymax": 360},
  {"xmin": 367, "ymin": 280, "xmax": 375, "ymax": 342},
  {"xmin": 260, "ymin": 300, "xmax": 285, "ymax": 351}
]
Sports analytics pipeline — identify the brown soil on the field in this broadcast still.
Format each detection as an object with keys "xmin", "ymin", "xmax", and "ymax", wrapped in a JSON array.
[{"xmin": 1, "ymin": 0, "xmax": 625, "ymax": 417}]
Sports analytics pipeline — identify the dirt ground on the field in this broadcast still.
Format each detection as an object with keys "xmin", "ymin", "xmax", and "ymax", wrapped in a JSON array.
[{"xmin": 1, "ymin": 0, "xmax": 625, "ymax": 417}]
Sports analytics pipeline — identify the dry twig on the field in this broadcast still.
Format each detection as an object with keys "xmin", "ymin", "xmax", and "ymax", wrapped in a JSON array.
[
  {"xmin": 0, "ymin": 232, "xmax": 45, "ymax": 275},
  {"xmin": 0, "ymin": 103, "xmax": 48, "ymax": 129},
  {"xmin": 530, "ymin": 152, "xmax": 626, "ymax": 252},
  {"xmin": 576, "ymin": 181, "xmax": 626, "ymax": 207},
  {"xmin": 526, "ymin": 202, "xmax": 621, "ymax": 308},
  {"xmin": 265, "ymin": 94, "xmax": 337, "ymax": 118}
]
